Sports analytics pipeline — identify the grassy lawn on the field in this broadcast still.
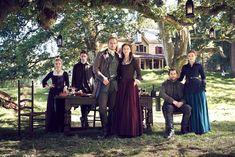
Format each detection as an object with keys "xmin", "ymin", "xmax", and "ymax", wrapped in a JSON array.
[{"xmin": 0, "ymin": 70, "xmax": 235, "ymax": 156}]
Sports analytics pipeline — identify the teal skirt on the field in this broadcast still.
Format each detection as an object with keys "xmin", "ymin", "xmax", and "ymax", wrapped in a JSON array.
[{"xmin": 185, "ymin": 91, "xmax": 211, "ymax": 134}]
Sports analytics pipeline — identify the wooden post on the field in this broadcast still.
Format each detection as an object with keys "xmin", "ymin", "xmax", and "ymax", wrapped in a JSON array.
[
  {"xmin": 158, "ymin": 59, "xmax": 161, "ymax": 69},
  {"xmin": 152, "ymin": 59, "xmax": 154, "ymax": 69}
]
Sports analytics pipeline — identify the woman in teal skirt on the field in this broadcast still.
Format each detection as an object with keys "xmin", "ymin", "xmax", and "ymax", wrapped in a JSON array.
[{"xmin": 178, "ymin": 50, "xmax": 210, "ymax": 134}]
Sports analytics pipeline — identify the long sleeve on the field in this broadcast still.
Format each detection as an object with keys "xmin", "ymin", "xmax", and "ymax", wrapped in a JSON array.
[
  {"xmin": 93, "ymin": 51, "xmax": 107, "ymax": 82},
  {"xmin": 42, "ymin": 72, "xmax": 52, "ymax": 87},
  {"xmin": 178, "ymin": 66, "xmax": 185, "ymax": 81},
  {"xmin": 199, "ymin": 64, "xmax": 206, "ymax": 80},
  {"xmin": 63, "ymin": 72, "xmax": 69, "ymax": 87},
  {"xmin": 199, "ymin": 64, "xmax": 206, "ymax": 90},
  {"xmin": 71, "ymin": 65, "xmax": 76, "ymax": 87},
  {"xmin": 133, "ymin": 58, "xmax": 142, "ymax": 80},
  {"xmin": 159, "ymin": 82, "xmax": 174, "ymax": 104}
]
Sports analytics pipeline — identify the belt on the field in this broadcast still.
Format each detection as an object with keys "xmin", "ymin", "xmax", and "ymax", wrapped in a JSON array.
[
  {"xmin": 186, "ymin": 77, "xmax": 200, "ymax": 83},
  {"xmin": 188, "ymin": 77, "xmax": 199, "ymax": 79},
  {"xmin": 109, "ymin": 76, "xmax": 117, "ymax": 81}
]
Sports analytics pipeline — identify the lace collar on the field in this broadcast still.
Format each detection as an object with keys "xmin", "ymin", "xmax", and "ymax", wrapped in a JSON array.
[{"xmin": 53, "ymin": 70, "xmax": 64, "ymax": 76}]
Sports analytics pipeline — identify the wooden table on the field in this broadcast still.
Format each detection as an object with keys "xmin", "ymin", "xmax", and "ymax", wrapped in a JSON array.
[{"xmin": 55, "ymin": 95, "xmax": 159, "ymax": 135}]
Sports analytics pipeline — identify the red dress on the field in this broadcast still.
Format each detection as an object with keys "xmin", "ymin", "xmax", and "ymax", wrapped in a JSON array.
[{"xmin": 112, "ymin": 58, "xmax": 143, "ymax": 137}]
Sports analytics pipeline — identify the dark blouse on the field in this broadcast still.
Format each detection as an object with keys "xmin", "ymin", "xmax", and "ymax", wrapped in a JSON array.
[
  {"xmin": 178, "ymin": 62, "xmax": 206, "ymax": 94},
  {"xmin": 72, "ymin": 62, "xmax": 93, "ymax": 93},
  {"xmin": 42, "ymin": 71, "xmax": 69, "ymax": 90},
  {"xmin": 118, "ymin": 57, "xmax": 142, "ymax": 81}
]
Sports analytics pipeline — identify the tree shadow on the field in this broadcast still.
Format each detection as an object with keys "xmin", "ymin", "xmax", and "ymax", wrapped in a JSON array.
[{"xmin": 1, "ymin": 120, "xmax": 235, "ymax": 156}]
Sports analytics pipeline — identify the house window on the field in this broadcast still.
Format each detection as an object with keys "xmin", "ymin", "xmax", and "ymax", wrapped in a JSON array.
[
  {"xmin": 155, "ymin": 47, "xmax": 163, "ymax": 54},
  {"xmin": 158, "ymin": 47, "xmax": 162, "ymax": 54},
  {"xmin": 140, "ymin": 45, "xmax": 143, "ymax": 52},
  {"xmin": 139, "ymin": 45, "xmax": 146, "ymax": 53},
  {"xmin": 136, "ymin": 46, "xmax": 139, "ymax": 52}
]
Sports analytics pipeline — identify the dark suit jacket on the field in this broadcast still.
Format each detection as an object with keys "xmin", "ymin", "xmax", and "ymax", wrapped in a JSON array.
[
  {"xmin": 159, "ymin": 79, "xmax": 186, "ymax": 106},
  {"xmin": 92, "ymin": 49, "xmax": 120, "ymax": 97},
  {"xmin": 72, "ymin": 62, "xmax": 94, "ymax": 93}
]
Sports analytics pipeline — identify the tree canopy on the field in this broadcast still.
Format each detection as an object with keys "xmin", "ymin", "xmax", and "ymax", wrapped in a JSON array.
[{"xmin": 0, "ymin": 0, "xmax": 235, "ymax": 80}]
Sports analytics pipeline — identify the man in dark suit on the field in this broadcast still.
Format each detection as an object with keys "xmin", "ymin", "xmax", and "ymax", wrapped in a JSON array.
[
  {"xmin": 160, "ymin": 68, "xmax": 192, "ymax": 139},
  {"xmin": 72, "ymin": 50, "xmax": 94, "ymax": 127},
  {"xmin": 93, "ymin": 36, "xmax": 119, "ymax": 137}
]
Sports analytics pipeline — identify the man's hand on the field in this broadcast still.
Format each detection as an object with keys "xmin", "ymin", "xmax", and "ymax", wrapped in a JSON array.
[
  {"xmin": 173, "ymin": 101, "xmax": 184, "ymax": 108},
  {"xmin": 173, "ymin": 100, "xmax": 178, "ymax": 106},
  {"xmin": 103, "ymin": 79, "xmax": 110, "ymax": 86},
  {"xmin": 177, "ymin": 101, "xmax": 184, "ymax": 108}
]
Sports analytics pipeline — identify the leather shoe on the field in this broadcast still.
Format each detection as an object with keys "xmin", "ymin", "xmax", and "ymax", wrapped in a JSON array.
[{"xmin": 164, "ymin": 129, "xmax": 174, "ymax": 139}]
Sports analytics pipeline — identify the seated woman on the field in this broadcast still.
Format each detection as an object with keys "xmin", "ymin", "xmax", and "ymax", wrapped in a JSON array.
[{"xmin": 42, "ymin": 57, "xmax": 69, "ymax": 132}]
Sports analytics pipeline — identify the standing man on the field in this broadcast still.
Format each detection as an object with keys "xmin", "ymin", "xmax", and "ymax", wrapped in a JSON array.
[
  {"xmin": 160, "ymin": 68, "xmax": 192, "ymax": 139},
  {"xmin": 72, "ymin": 50, "xmax": 94, "ymax": 127},
  {"xmin": 93, "ymin": 36, "xmax": 119, "ymax": 137}
]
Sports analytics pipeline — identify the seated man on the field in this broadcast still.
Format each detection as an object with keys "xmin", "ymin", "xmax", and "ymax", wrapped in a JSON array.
[
  {"xmin": 160, "ymin": 68, "xmax": 191, "ymax": 139},
  {"xmin": 72, "ymin": 50, "xmax": 94, "ymax": 127}
]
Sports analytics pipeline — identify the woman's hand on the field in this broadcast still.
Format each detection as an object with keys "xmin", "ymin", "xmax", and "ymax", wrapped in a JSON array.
[
  {"xmin": 46, "ymin": 84, "xmax": 54, "ymax": 89},
  {"xmin": 63, "ymin": 86, "xmax": 68, "ymax": 93},
  {"xmin": 134, "ymin": 79, "xmax": 141, "ymax": 86}
]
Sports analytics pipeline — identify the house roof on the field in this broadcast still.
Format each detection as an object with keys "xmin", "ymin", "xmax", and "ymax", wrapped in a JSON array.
[
  {"xmin": 142, "ymin": 35, "xmax": 160, "ymax": 44},
  {"xmin": 140, "ymin": 29, "xmax": 162, "ymax": 44}
]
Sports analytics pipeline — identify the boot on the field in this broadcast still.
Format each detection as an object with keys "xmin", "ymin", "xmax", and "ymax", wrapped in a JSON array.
[
  {"xmin": 181, "ymin": 125, "xmax": 189, "ymax": 134},
  {"xmin": 80, "ymin": 117, "xmax": 85, "ymax": 128},
  {"xmin": 181, "ymin": 111, "xmax": 191, "ymax": 134},
  {"xmin": 81, "ymin": 116, "xmax": 89, "ymax": 128},
  {"xmin": 99, "ymin": 113, "xmax": 109, "ymax": 138},
  {"xmin": 164, "ymin": 127, "xmax": 175, "ymax": 139},
  {"xmin": 163, "ymin": 110, "xmax": 174, "ymax": 139}
]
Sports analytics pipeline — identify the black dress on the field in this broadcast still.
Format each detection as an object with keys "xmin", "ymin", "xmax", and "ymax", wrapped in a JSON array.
[
  {"xmin": 42, "ymin": 71, "xmax": 69, "ymax": 132},
  {"xmin": 178, "ymin": 62, "xmax": 210, "ymax": 134},
  {"xmin": 112, "ymin": 58, "xmax": 143, "ymax": 137}
]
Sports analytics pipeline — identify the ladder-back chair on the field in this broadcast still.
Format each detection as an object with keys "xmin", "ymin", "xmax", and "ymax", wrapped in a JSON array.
[{"xmin": 17, "ymin": 80, "xmax": 46, "ymax": 136}]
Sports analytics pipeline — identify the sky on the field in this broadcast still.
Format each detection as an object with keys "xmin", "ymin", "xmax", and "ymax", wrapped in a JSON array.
[{"xmin": 165, "ymin": 0, "xmax": 178, "ymax": 12}]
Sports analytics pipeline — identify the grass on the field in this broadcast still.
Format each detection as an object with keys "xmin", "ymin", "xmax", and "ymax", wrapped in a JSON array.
[
  {"xmin": 0, "ymin": 122, "xmax": 235, "ymax": 156},
  {"xmin": 0, "ymin": 70, "xmax": 235, "ymax": 156}
]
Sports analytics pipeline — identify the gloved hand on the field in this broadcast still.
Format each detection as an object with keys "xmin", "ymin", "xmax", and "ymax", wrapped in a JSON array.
[{"xmin": 201, "ymin": 79, "xmax": 206, "ymax": 91}]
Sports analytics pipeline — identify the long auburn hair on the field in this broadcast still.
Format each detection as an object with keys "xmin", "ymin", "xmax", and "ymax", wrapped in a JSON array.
[{"xmin": 121, "ymin": 43, "xmax": 133, "ymax": 62}]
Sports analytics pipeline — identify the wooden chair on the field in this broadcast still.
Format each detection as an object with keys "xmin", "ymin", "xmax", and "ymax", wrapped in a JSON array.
[
  {"xmin": 92, "ymin": 105, "xmax": 101, "ymax": 127},
  {"xmin": 86, "ymin": 105, "xmax": 101, "ymax": 128},
  {"xmin": 17, "ymin": 80, "xmax": 46, "ymax": 136}
]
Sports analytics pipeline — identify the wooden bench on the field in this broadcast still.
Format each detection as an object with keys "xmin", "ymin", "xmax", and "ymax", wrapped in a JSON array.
[{"xmin": 0, "ymin": 90, "xmax": 17, "ymax": 110}]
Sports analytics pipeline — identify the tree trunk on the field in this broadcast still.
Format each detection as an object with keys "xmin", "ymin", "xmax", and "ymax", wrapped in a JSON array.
[
  {"xmin": 231, "ymin": 41, "xmax": 235, "ymax": 77},
  {"xmin": 159, "ymin": 22, "xmax": 189, "ymax": 71},
  {"xmin": 174, "ymin": 27, "xmax": 189, "ymax": 71},
  {"xmin": 158, "ymin": 22, "xmax": 172, "ymax": 66}
]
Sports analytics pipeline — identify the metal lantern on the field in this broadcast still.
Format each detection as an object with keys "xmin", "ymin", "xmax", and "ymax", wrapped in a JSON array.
[
  {"xmin": 134, "ymin": 30, "xmax": 142, "ymax": 44},
  {"xmin": 186, "ymin": 0, "xmax": 195, "ymax": 18},
  {"xmin": 56, "ymin": 34, "xmax": 63, "ymax": 47},
  {"xmin": 209, "ymin": 27, "xmax": 216, "ymax": 39}
]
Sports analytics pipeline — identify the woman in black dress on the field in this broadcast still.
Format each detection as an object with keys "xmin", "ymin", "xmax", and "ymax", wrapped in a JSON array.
[
  {"xmin": 42, "ymin": 58, "xmax": 69, "ymax": 132},
  {"xmin": 112, "ymin": 43, "xmax": 143, "ymax": 137},
  {"xmin": 178, "ymin": 50, "xmax": 210, "ymax": 134}
]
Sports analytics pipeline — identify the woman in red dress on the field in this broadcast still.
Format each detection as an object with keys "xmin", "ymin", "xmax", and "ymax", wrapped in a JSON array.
[{"xmin": 112, "ymin": 43, "xmax": 143, "ymax": 137}]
